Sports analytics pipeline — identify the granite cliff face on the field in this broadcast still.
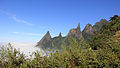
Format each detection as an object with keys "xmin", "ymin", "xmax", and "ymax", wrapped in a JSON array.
[
  {"xmin": 36, "ymin": 19, "xmax": 108, "ymax": 49},
  {"xmin": 36, "ymin": 31, "xmax": 52, "ymax": 48},
  {"xmin": 36, "ymin": 23, "xmax": 83, "ymax": 49},
  {"xmin": 93, "ymin": 19, "xmax": 108, "ymax": 33},
  {"xmin": 82, "ymin": 19, "xmax": 108, "ymax": 41},
  {"xmin": 64, "ymin": 23, "xmax": 83, "ymax": 45},
  {"xmin": 83, "ymin": 24, "xmax": 95, "ymax": 35},
  {"xmin": 67, "ymin": 23, "xmax": 82, "ymax": 40},
  {"xmin": 82, "ymin": 24, "xmax": 95, "ymax": 41}
]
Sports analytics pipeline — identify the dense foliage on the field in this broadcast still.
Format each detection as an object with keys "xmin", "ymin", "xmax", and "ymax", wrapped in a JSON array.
[{"xmin": 0, "ymin": 15, "xmax": 120, "ymax": 67}]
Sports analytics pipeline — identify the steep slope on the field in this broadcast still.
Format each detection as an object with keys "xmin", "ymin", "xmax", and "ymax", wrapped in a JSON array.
[
  {"xmin": 93, "ymin": 19, "xmax": 108, "ymax": 33},
  {"xmin": 64, "ymin": 23, "xmax": 83, "ymax": 46},
  {"xmin": 82, "ymin": 24, "xmax": 95, "ymax": 41},
  {"xmin": 36, "ymin": 23, "xmax": 83, "ymax": 49},
  {"xmin": 36, "ymin": 18, "xmax": 111, "ymax": 49},
  {"xmin": 36, "ymin": 31, "xmax": 52, "ymax": 48},
  {"xmin": 89, "ymin": 15, "xmax": 120, "ymax": 50},
  {"xmin": 51, "ymin": 32, "xmax": 65, "ymax": 49},
  {"xmin": 82, "ymin": 19, "xmax": 108, "ymax": 42},
  {"xmin": 67, "ymin": 23, "xmax": 82, "ymax": 40}
]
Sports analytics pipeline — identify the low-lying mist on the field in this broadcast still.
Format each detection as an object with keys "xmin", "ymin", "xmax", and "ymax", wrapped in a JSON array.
[{"xmin": 0, "ymin": 42, "xmax": 45, "ymax": 57}]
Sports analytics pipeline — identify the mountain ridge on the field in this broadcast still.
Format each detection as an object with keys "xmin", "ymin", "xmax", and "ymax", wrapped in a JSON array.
[{"xmin": 36, "ymin": 19, "xmax": 109, "ymax": 49}]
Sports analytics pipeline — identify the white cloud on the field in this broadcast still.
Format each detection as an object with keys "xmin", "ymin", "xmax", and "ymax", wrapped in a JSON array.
[
  {"xmin": 13, "ymin": 32, "xmax": 19, "ymax": 34},
  {"xmin": 13, "ymin": 32, "xmax": 41, "ymax": 36},
  {"xmin": 0, "ymin": 9, "xmax": 34, "ymax": 26},
  {"xmin": 12, "ymin": 15, "xmax": 34, "ymax": 26}
]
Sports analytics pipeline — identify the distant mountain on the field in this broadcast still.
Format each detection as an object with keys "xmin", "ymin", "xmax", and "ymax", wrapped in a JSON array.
[
  {"xmin": 89, "ymin": 15, "xmax": 120, "ymax": 50},
  {"xmin": 82, "ymin": 19, "xmax": 109, "ymax": 42},
  {"xmin": 93, "ymin": 19, "xmax": 109, "ymax": 33},
  {"xmin": 82, "ymin": 24, "xmax": 95, "ymax": 42},
  {"xmin": 64, "ymin": 23, "xmax": 83, "ymax": 46},
  {"xmin": 36, "ymin": 19, "xmax": 109, "ymax": 49},
  {"xmin": 36, "ymin": 23, "xmax": 83, "ymax": 49},
  {"xmin": 36, "ymin": 31, "xmax": 52, "ymax": 48}
]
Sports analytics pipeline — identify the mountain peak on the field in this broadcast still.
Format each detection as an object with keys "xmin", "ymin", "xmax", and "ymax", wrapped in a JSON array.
[
  {"xmin": 59, "ymin": 32, "xmax": 62, "ymax": 37},
  {"xmin": 83, "ymin": 23, "xmax": 94, "ymax": 34},
  {"xmin": 36, "ymin": 31, "xmax": 51, "ymax": 48},
  {"xmin": 82, "ymin": 23, "xmax": 95, "ymax": 41},
  {"xmin": 67, "ymin": 23, "xmax": 82, "ymax": 40},
  {"xmin": 77, "ymin": 22, "xmax": 80, "ymax": 31}
]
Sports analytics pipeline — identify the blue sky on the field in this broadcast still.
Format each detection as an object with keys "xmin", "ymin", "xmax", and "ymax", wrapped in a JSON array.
[{"xmin": 0, "ymin": 0, "xmax": 120, "ymax": 43}]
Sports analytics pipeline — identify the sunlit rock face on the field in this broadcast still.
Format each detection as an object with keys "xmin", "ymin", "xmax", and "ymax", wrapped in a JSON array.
[
  {"xmin": 36, "ymin": 20, "xmax": 109, "ymax": 49},
  {"xmin": 63, "ymin": 23, "xmax": 83, "ymax": 46},
  {"xmin": 83, "ymin": 24, "xmax": 95, "ymax": 35},
  {"xmin": 82, "ymin": 19, "xmax": 109, "ymax": 42},
  {"xmin": 67, "ymin": 23, "xmax": 82, "ymax": 40},
  {"xmin": 82, "ymin": 24, "xmax": 95, "ymax": 41},
  {"xmin": 36, "ymin": 31, "xmax": 52, "ymax": 48},
  {"xmin": 36, "ymin": 23, "xmax": 83, "ymax": 49}
]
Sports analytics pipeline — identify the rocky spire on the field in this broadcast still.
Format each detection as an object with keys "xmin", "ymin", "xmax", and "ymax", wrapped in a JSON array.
[
  {"xmin": 36, "ymin": 31, "xmax": 51, "ymax": 47},
  {"xmin": 59, "ymin": 32, "xmax": 62, "ymax": 37},
  {"xmin": 67, "ymin": 23, "xmax": 82, "ymax": 40},
  {"xmin": 42, "ymin": 31, "xmax": 51, "ymax": 39},
  {"xmin": 77, "ymin": 22, "xmax": 80, "ymax": 31},
  {"xmin": 83, "ymin": 23, "xmax": 94, "ymax": 35}
]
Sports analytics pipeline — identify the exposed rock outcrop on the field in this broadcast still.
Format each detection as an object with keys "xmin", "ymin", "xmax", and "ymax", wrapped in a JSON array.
[
  {"xmin": 67, "ymin": 23, "xmax": 82, "ymax": 40},
  {"xmin": 36, "ymin": 31, "xmax": 51, "ymax": 48},
  {"xmin": 82, "ymin": 24, "xmax": 95, "ymax": 41},
  {"xmin": 36, "ymin": 23, "xmax": 83, "ymax": 49},
  {"xmin": 63, "ymin": 23, "xmax": 83, "ymax": 46},
  {"xmin": 36, "ymin": 20, "xmax": 108, "ymax": 49},
  {"xmin": 93, "ymin": 19, "xmax": 108, "ymax": 33},
  {"xmin": 59, "ymin": 32, "xmax": 62, "ymax": 37},
  {"xmin": 83, "ymin": 24, "xmax": 95, "ymax": 35}
]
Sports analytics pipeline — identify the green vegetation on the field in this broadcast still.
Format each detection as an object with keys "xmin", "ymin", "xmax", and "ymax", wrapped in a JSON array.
[{"xmin": 0, "ymin": 15, "xmax": 120, "ymax": 67}]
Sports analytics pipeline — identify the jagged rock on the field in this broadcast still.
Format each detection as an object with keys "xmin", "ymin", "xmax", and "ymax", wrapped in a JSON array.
[
  {"xmin": 36, "ymin": 23, "xmax": 83, "ymax": 49},
  {"xmin": 77, "ymin": 23, "xmax": 80, "ymax": 31},
  {"xmin": 82, "ymin": 24, "xmax": 95, "ymax": 41},
  {"xmin": 93, "ymin": 19, "xmax": 108, "ymax": 33},
  {"xmin": 67, "ymin": 23, "xmax": 82, "ymax": 40},
  {"xmin": 63, "ymin": 23, "xmax": 83, "ymax": 46},
  {"xmin": 36, "ymin": 31, "xmax": 51, "ymax": 48},
  {"xmin": 59, "ymin": 32, "xmax": 62, "ymax": 37},
  {"xmin": 36, "ymin": 20, "xmax": 108, "ymax": 49},
  {"xmin": 83, "ymin": 24, "xmax": 95, "ymax": 35},
  {"xmin": 82, "ymin": 19, "xmax": 108, "ymax": 42}
]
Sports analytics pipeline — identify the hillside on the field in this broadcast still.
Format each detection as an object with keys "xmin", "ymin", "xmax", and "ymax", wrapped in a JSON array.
[
  {"xmin": 89, "ymin": 15, "xmax": 120, "ymax": 50},
  {"xmin": 36, "ymin": 19, "xmax": 109, "ymax": 49}
]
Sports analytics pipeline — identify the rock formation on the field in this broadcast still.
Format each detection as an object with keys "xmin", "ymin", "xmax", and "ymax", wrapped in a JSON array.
[
  {"xmin": 93, "ymin": 19, "xmax": 108, "ymax": 33},
  {"xmin": 36, "ymin": 31, "xmax": 51, "ymax": 48},
  {"xmin": 36, "ymin": 23, "xmax": 83, "ymax": 49},
  {"xmin": 82, "ymin": 24, "xmax": 95, "ymax": 41},
  {"xmin": 67, "ymin": 23, "xmax": 82, "ymax": 40},
  {"xmin": 83, "ymin": 24, "xmax": 95, "ymax": 35},
  {"xmin": 36, "ymin": 20, "xmax": 108, "ymax": 49},
  {"xmin": 59, "ymin": 32, "xmax": 62, "ymax": 37}
]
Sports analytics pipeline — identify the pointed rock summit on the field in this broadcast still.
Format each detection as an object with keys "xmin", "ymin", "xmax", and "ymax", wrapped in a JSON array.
[
  {"xmin": 36, "ymin": 31, "xmax": 51, "ymax": 48},
  {"xmin": 83, "ymin": 24, "xmax": 95, "ymax": 35},
  {"xmin": 67, "ymin": 23, "xmax": 82, "ymax": 40},
  {"xmin": 36, "ymin": 19, "xmax": 109, "ymax": 49},
  {"xmin": 82, "ymin": 23, "xmax": 95, "ymax": 41},
  {"xmin": 59, "ymin": 32, "xmax": 62, "ymax": 37},
  {"xmin": 93, "ymin": 19, "xmax": 108, "ymax": 33},
  {"xmin": 77, "ymin": 23, "xmax": 80, "ymax": 31}
]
